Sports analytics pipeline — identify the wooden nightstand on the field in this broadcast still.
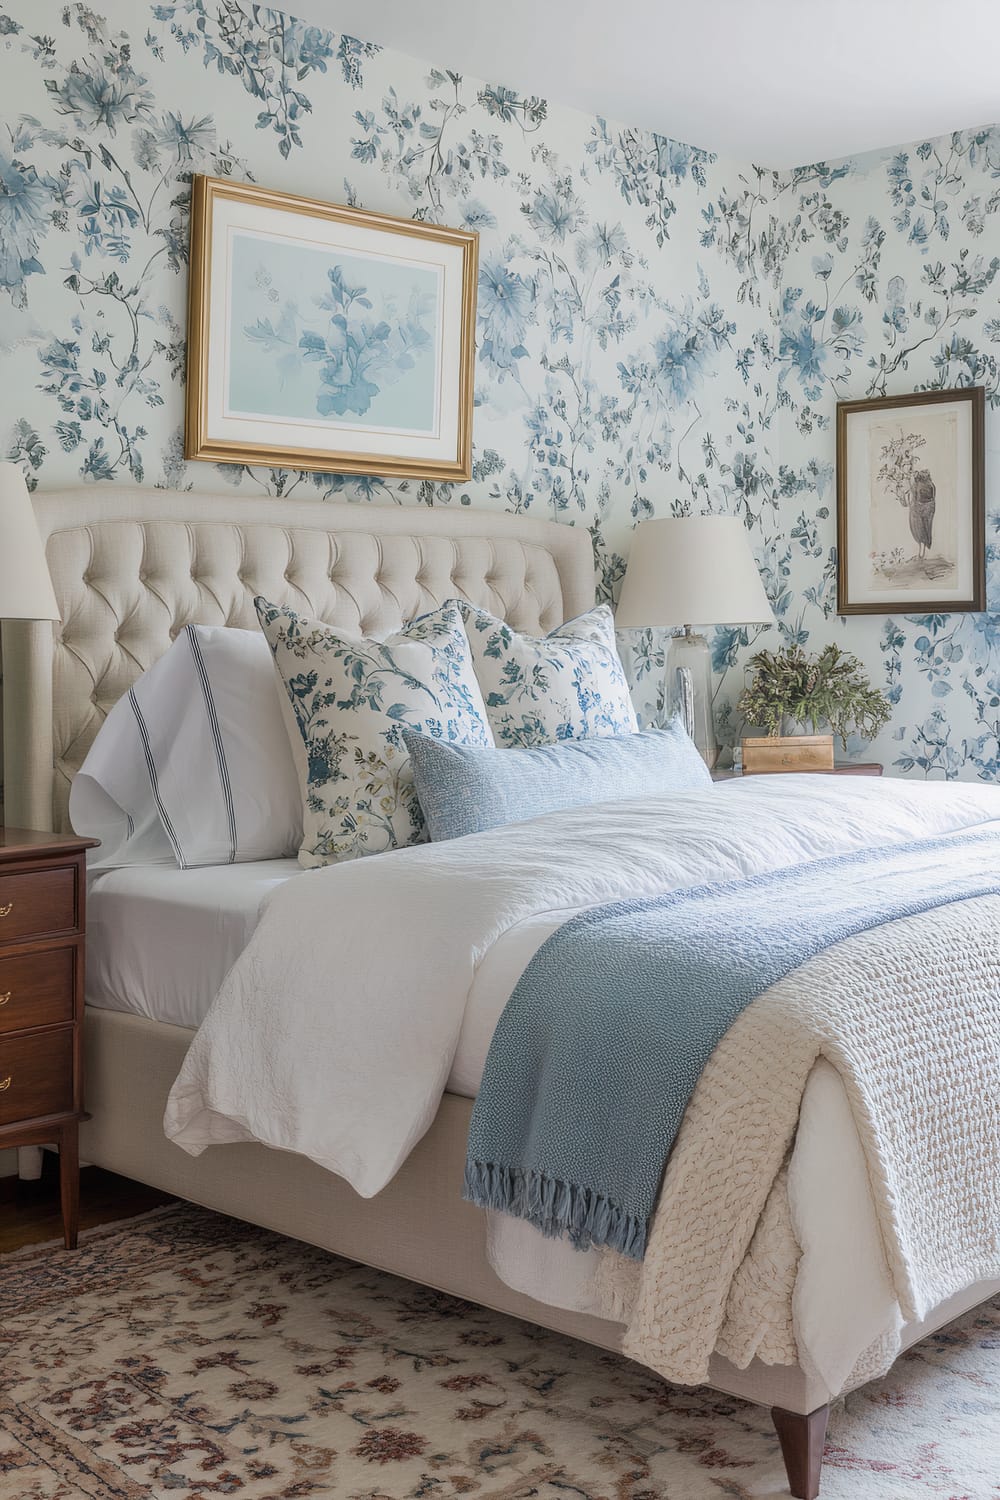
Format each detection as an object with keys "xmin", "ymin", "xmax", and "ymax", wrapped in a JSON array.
[{"xmin": 0, "ymin": 828, "xmax": 98, "ymax": 1248}]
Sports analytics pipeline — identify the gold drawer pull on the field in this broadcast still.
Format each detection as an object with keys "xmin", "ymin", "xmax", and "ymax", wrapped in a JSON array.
[
  {"xmin": 0, "ymin": 903, "xmax": 12, "ymax": 918},
  {"xmin": 0, "ymin": 992, "xmax": 9, "ymax": 1006},
  {"xmin": 0, "ymin": 1077, "xmax": 10, "ymax": 1091}
]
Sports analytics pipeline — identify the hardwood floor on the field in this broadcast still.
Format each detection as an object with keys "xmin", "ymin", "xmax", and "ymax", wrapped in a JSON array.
[{"xmin": 0, "ymin": 1156, "xmax": 174, "ymax": 1252}]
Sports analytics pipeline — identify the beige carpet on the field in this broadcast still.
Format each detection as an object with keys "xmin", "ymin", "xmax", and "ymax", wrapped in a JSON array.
[{"xmin": 1, "ymin": 1203, "xmax": 998, "ymax": 1498}]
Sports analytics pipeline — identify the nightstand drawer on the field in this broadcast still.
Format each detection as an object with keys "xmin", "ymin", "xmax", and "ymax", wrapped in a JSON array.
[
  {"xmin": 0, "ymin": 946, "xmax": 75, "ymax": 1033},
  {"xmin": 0, "ymin": 867, "xmax": 77, "ymax": 945},
  {"xmin": 0, "ymin": 1026, "xmax": 74, "ymax": 1126}
]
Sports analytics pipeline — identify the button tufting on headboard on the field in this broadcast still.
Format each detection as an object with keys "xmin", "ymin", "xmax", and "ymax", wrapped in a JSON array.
[{"xmin": 1, "ymin": 490, "xmax": 595, "ymax": 833}]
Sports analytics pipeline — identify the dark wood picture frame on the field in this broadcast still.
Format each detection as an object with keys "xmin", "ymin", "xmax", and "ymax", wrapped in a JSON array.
[{"xmin": 836, "ymin": 386, "xmax": 985, "ymax": 615}]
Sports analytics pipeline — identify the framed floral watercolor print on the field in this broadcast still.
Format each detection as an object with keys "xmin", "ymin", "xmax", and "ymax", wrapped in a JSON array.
[
  {"xmin": 836, "ymin": 387, "xmax": 985, "ymax": 615},
  {"xmin": 185, "ymin": 175, "xmax": 478, "ymax": 480}
]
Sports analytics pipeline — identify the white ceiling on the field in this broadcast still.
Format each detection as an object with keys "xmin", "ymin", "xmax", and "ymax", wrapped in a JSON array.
[{"xmin": 305, "ymin": 0, "xmax": 1000, "ymax": 166}]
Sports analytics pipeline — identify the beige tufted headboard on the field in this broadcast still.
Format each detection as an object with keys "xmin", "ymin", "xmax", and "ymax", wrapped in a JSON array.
[{"xmin": 1, "ymin": 489, "xmax": 595, "ymax": 834}]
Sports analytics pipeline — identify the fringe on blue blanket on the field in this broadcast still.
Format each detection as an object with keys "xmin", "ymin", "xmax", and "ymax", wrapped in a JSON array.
[{"xmin": 463, "ymin": 1159, "xmax": 648, "ymax": 1260}]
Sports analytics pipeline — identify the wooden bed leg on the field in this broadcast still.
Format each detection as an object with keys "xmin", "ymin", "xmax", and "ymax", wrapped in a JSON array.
[{"xmin": 771, "ymin": 1403, "xmax": 829, "ymax": 1499}]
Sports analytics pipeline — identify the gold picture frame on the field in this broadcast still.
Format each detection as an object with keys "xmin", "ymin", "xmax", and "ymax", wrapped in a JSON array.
[{"xmin": 185, "ymin": 175, "xmax": 479, "ymax": 480}]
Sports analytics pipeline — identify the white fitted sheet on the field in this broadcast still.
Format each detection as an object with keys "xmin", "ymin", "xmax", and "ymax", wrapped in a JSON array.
[{"xmin": 86, "ymin": 862, "xmax": 300, "ymax": 1031}]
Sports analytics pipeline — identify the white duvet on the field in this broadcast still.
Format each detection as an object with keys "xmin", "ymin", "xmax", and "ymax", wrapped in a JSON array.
[{"xmin": 164, "ymin": 774, "xmax": 1000, "ymax": 1394}]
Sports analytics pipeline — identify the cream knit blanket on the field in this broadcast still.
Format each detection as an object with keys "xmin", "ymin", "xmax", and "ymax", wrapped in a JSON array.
[{"xmin": 599, "ymin": 895, "xmax": 1000, "ymax": 1390}]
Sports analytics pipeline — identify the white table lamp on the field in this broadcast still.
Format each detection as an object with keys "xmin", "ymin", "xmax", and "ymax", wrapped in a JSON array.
[
  {"xmin": 616, "ymin": 515, "xmax": 772, "ymax": 768},
  {"xmin": 0, "ymin": 465, "xmax": 59, "ymax": 625},
  {"xmin": 0, "ymin": 464, "xmax": 60, "ymax": 830}
]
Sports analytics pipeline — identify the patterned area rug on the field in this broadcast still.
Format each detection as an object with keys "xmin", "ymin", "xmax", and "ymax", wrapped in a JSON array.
[{"xmin": 1, "ymin": 1205, "xmax": 998, "ymax": 1500}]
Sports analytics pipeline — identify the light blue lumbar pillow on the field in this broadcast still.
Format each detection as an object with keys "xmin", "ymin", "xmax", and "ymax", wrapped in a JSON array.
[{"xmin": 404, "ymin": 721, "xmax": 711, "ymax": 842}]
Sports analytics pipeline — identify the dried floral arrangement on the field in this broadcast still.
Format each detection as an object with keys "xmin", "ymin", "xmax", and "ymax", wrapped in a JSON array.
[{"xmin": 738, "ymin": 643, "xmax": 891, "ymax": 748}]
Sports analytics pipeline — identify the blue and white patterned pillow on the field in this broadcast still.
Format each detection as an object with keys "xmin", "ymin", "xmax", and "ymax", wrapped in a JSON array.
[
  {"xmin": 456, "ymin": 602, "xmax": 638, "ymax": 747},
  {"xmin": 256, "ymin": 597, "xmax": 493, "ymax": 868}
]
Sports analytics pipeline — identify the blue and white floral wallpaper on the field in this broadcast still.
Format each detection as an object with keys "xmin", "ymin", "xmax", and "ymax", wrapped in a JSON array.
[
  {"xmin": 1, "ymin": 0, "xmax": 999, "ymax": 776},
  {"xmin": 773, "ymin": 144, "xmax": 1000, "ymax": 777}
]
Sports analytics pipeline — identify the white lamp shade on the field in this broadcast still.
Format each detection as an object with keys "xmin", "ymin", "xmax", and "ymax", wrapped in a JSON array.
[
  {"xmin": 0, "ymin": 464, "xmax": 59, "ymax": 621},
  {"xmin": 616, "ymin": 515, "xmax": 772, "ymax": 629}
]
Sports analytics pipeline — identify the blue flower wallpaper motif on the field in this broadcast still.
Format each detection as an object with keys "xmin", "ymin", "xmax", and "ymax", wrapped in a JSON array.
[{"xmin": 1, "ymin": 0, "xmax": 999, "ymax": 779}]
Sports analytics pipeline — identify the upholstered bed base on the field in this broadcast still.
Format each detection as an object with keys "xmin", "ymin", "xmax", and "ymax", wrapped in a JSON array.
[
  {"xmin": 81, "ymin": 1005, "xmax": 830, "ymax": 1413},
  {"xmin": 80, "ymin": 1004, "xmax": 999, "ymax": 1426}
]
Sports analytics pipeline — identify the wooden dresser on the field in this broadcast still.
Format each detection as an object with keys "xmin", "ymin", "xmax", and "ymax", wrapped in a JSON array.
[{"xmin": 0, "ymin": 828, "xmax": 98, "ymax": 1248}]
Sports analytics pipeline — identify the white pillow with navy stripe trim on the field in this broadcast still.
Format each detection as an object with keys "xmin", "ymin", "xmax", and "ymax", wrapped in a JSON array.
[{"xmin": 70, "ymin": 624, "xmax": 302, "ymax": 869}]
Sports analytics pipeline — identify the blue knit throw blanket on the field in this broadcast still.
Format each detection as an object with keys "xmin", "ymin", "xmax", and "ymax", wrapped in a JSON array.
[{"xmin": 464, "ymin": 828, "xmax": 1000, "ymax": 1260}]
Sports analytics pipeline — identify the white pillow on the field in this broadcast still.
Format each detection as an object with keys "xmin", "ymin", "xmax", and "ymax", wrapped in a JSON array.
[
  {"xmin": 457, "ymin": 602, "xmax": 638, "ymax": 747},
  {"xmin": 70, "ymin": 624, "xmax": 302, "ymax": 868},
  {"xmin": 256, "ymin": 597, "xmax": 494, "ymax": 868}
]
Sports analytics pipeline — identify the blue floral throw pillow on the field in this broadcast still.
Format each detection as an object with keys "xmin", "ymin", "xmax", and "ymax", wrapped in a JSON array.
[
  {"xmin": 255, "ymin": 598, "xmax": 493, "ymax": 868},
  {"xmin": 457, "ymin": 602, "xmax": 638, "ymax": 748}
]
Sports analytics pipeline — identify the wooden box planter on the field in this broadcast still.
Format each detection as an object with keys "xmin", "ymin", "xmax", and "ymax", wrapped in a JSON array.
[{"xmin": 741, "ymin": 734, "xmax": 835, "ymax": 775}]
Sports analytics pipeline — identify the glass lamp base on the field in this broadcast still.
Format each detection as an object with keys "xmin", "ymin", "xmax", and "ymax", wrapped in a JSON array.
[{"xmin": 667, "ymin": 630, "xmax": 719, "ymax": 769}]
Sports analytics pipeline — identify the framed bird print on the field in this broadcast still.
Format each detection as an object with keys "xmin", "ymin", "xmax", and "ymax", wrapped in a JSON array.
[
  {"xmin": 185, "ymin": 175, "xmax": 478, "ymax": 481},
  {"xmin": 836, "ymin": 387, "xmax": 985, "ymax": 614}
]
